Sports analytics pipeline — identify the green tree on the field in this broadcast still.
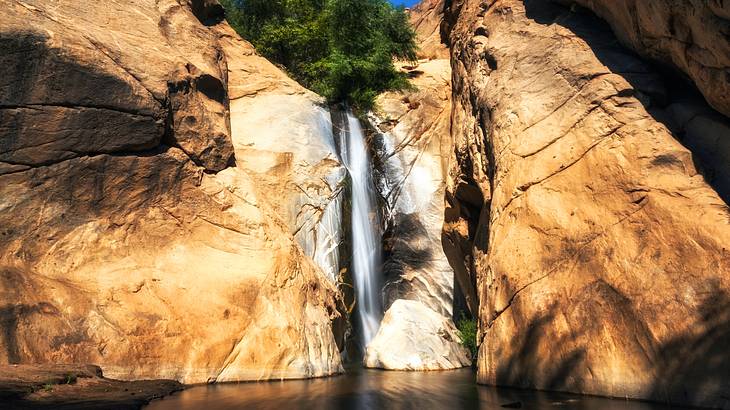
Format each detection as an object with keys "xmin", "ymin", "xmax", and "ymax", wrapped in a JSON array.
[{"xmin": 220, "ymin": 0, "xmax": 416, "ymax": 110}]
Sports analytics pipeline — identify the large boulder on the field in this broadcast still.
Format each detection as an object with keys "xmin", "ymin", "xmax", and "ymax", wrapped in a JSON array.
[
  {"xmin": 364, "ymin": 300, "xmax": 471, "ymax": 371},
  {"xmin": 443, "ymin": 0, "xmax": 730, "ymax": 407},
  {"xmin": 0, "ymin": 0, "xmax": 344, "ymax": 383}
]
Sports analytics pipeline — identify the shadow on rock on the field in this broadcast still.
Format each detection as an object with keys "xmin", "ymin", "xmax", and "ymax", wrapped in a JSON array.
[{"xmin": 523, "ymin": 0, "xmax": 730, "ymax": 204}]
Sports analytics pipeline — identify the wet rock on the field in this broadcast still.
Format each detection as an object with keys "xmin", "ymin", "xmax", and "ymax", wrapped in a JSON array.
[
  {"xmin": 373, "ymin": 57, "xmax": 457, "ymax": 320},
  {"xmin": 369, "ymin": 0, "xmax": 471, "ymax": 368},
  {"xmin": 0, "ymin": 364, "xmax": 182, "ymax": 409}
]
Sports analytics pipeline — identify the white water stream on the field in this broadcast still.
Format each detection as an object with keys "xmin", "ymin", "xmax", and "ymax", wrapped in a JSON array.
[{"xmin": 337, "ymin": 110, "xmax": 383, "ymax": 347}]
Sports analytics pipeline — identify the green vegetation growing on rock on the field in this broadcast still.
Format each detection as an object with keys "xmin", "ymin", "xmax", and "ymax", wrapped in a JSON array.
[
  {"xmin": 456, "ymin": 312, "xmax": 477, "ymax": 359},
  {"xmin": 220, "ymin": 0, "xmax": 417, "ymax": 110}
]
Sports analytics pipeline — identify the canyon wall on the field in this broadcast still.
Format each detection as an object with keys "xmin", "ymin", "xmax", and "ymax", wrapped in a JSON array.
[
  {"xmin": 0, "ymin": 0, "xmax": 344, "ymax": 383},
  {"xmin": 372, "ymin": 58, "xmax": 454, "ymax": 320},
  {"xmin": 443, "ymin": 0, "xmax": 730, "ymax": 407}
]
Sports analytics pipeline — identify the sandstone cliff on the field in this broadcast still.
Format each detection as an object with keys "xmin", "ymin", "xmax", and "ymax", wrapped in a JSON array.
[
  {"xmin": 409, "ymin": 0, "xmax": 451, "ymax": 60},
  {"xmin": 372, "ymin": 58, "xmax": 454, "ymax": 323},
  {"xmin": 557, "ymin": 0, "xmax": 730, "ymax": 118},
  {"xmin": 0, "ymin": 0, "xmax": 344, "ymax": 383},
  {"xmin": 443, "ymin": 0, "xmax": 730, "ymax": 407}
]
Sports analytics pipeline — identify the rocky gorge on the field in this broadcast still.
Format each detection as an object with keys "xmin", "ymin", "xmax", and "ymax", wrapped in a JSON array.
[{"xmin": 1, "ymin": 0, "xmax": 729, "ymax": 409}]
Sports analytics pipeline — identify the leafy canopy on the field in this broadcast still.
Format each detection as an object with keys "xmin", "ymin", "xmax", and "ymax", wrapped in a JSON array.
[{"xmin": 221, "ymin": 0, "xmax": 417, "ymax": 110}]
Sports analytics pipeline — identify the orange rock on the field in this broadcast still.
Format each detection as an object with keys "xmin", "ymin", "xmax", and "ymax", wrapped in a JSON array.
[
  {"xmin": 0, "ymin": 0, "xmax": 344, "ymax": 383},
  {"xmin": 443, "ymin": 0, "xmax": 730, "ymax": 407}
]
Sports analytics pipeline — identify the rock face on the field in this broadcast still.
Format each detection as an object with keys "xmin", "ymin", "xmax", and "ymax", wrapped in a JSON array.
[
  {"xmin": 373, "ymin": 58, "xmax": 454, "ymax": 322},
  {"xmin": 364, "ymin": 300, "xmax": 471, "ymax": 371},
  {"xmin": 0, "ymin": 0, "xmax": 344, "ymax": 383},
  {"xmin": 443, "ymin": 0, "xmax": 730, "ymax": 407},
  {"xmin": 365, "ymin": 0, "xmax": 470, "ymax": 371},
  {"xmin": 557, "ymin": 0, "xmax": 730, "ymax": 118},
  {"xmin": 219, "ymin": 24, "xmax": 346, "ymax": 283},
  {"xmin": 409, "ymin": 0, "xmax": 450, "ymax": 60}
]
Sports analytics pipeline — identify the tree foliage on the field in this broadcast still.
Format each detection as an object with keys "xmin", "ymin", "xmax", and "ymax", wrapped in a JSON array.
[{"xmin": 220, "ymin": 0, "xmax": 417, "ymax": 110}]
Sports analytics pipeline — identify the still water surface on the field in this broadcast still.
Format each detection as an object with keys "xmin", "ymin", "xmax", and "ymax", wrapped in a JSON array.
[{"xmin": 146, "ymin": 367, "xmax": 688, "ymax": 410}]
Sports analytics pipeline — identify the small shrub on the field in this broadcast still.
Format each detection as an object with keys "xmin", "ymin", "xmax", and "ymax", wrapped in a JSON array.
[{"xmin": 456, "ymin": 312, "xmax": 478, "ymax": 359}]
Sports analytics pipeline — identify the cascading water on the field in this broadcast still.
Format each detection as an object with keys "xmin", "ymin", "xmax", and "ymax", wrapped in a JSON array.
[{"xmin": 337, "ymin": 109, "xmax": 383, "ymax": 347}]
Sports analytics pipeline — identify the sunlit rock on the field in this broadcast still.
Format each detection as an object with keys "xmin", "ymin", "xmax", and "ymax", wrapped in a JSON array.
[
  {"xmin": 366, "ymin": 0, "xmax": 474, "ymax": 369},
  {"xmin": 364, "ymin": 300, "xmax": 471, "ymax": 371},
  {"xmin": 442, "ymin": 0, "xmax": 730, "ymax": 407},
  {"xmin": 558, "ymin": 0, "xmax": 730, "ymax": 118},
  {"xmin": 0, "ymin": 0, "xmax": 344, "ymax": 383}
]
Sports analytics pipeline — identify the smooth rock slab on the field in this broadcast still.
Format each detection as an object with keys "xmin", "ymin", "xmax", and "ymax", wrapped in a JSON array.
[{"xmin": 363, "ymin": 300, "xmax": 471, "ymax": 371}]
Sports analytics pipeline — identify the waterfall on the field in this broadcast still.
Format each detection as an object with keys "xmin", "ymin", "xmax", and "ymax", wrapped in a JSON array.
[{"xmin": 337, "ymin": 109, "xmax": 383, "ymax": 347}]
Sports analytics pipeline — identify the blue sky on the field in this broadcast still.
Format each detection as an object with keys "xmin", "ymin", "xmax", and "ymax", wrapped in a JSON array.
[{"xmin": 389, "ymin": 0, "xmax": 420, "ymax": 7}]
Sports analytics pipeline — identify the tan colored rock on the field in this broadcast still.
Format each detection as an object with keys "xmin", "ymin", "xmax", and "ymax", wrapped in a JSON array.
[
  {"xmin": 0, "ymin": 0, "xmax": 235, "ymax": 172},
  {"xmin": 214, "ymin": 23, "xmax": 346, "ymax": 282},
  {"xmin": 409, "ymin": 0, "xmax": 450, "ymax": 60},
  {"xmin": 443, "ymin": 0, "xmax": 730, "ymax": 407},
  {"xmin": 0, "ymin": 0, "xmax": 344, "ymax": 384},
  {"xmin": 364, "ymin": 300, "xmax": 471, "ymax": 370},
  {"xmin": 558, "ymin": 0, "xmax": 730, "ymax": 118}
]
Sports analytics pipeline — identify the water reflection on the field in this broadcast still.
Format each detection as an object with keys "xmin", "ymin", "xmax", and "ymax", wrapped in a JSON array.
[{"xmin": 146, "ymin": 367, "xmax": 688, "ymax": 410}]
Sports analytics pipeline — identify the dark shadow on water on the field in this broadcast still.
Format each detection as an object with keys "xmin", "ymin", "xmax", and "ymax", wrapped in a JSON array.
[{"xmin": 144, "ymin": 367, "xmax": 699, "ymax": 410}]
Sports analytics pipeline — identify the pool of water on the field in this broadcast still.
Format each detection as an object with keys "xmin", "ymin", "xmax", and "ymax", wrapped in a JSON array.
[{"xmin": 145, "ymin": 367, "xmax": 687, "ymax": 410}]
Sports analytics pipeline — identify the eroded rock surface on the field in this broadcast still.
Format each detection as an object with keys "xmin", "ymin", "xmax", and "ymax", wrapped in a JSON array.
[
  {"xmin": 558, "ymin": 0, "xmax": 730, "ymax": 118},
  {"xmin": 0, "ymin": 0, "xmax": 344, "ymax": 383},
  {"xmin": 373, "ymin": 57, "xmax": 454, "ymax": 321},
  {"xmin": 409, "ymin": 0, "xmax": 450, "ymax": 60},
  {"xmin": 217, "ymin": 23, "xmax": 346, "ymax": 282},
  {"xmin": 443, "ymin": 0, "xmax": 730, "ymax": 407},
  {"xmin": 364, "ymin": 300, "xmax": 471, "ymax": 371}
]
